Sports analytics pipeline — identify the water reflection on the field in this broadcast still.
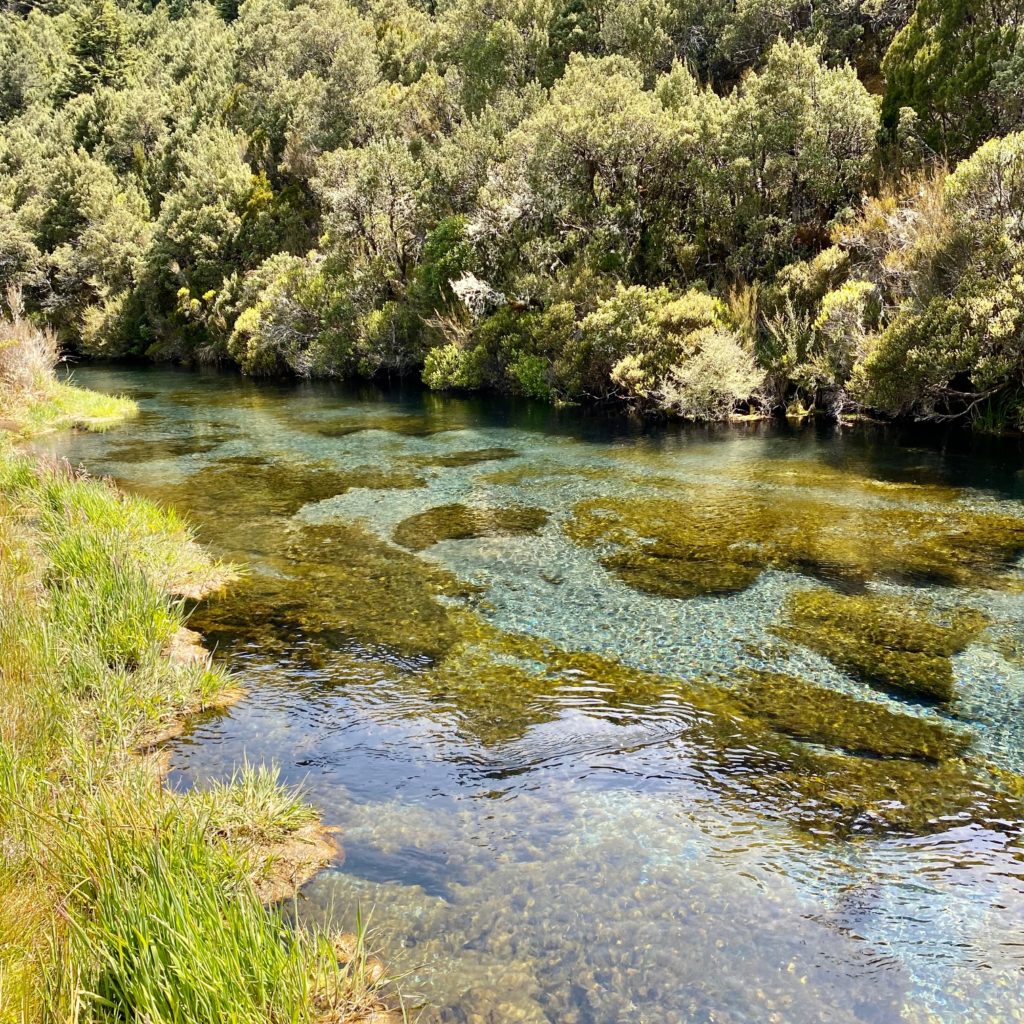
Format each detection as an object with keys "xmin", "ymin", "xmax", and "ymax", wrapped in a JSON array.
[{"xmin": 36, "ymin": 364, "xmax": 1024, "ymax": 1023}]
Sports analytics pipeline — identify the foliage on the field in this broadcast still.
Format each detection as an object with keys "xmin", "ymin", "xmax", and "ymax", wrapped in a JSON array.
[
  {"xmin": 848, "ymin": 133, "xmax": 1024, "ymax": 426},
  {"xmin": 881, "ymin": 0, "xmax": 1024, "ymax": 158},
  {"xmin": 0, "ymin": 0, "xmax": 1019, "ymax": 425}
]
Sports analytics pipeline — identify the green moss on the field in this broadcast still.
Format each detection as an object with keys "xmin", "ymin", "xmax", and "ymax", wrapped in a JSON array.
[
  {"xmin": 733, "ymin": 670, "xmax": 970, "ymax": 760},
  {"xmin": 138, "ymin": 459, "xmax": 426, "ymax": 524},
  {"xmin": 480, "ymin": 463, "xmax": 644, "ymax": 487},
  {"xmin": 393, "ymin": 503, "xmax": 549, "ymax": 551},
  {"xmin": 775, "ymin": 589, "xmax": 986, "ymax": 701},
  {"xmin": 332, "ymin": 465, "xmax": 427, "ymax": 492},
  {"xmin": 410, "ymin": 446, "xmax": 520, "ymax": 468},
  {"xmin": 104, "ymin": 430, "xmax": 242, "ymax": 463},
  {"xmin": 565, "ymin": 488, "xmax": 1024, "ymax": 598}
]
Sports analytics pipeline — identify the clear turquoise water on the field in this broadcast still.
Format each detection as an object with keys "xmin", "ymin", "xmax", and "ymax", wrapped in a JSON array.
[{"xmin": 37, "ymin": 365, "xmax": 1024, "ymax": 1024}]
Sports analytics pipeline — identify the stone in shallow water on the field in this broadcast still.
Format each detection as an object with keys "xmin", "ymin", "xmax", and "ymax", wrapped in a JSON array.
[
  {"xmin": 774, "ymin": 589, "xmax": 987, "ymax": 701},
  {"xmin": 393, "ymin": 504, "xmax": 549, "ymax": 552}
]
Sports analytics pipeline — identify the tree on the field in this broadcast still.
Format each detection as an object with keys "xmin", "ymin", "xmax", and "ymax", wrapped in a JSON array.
[
  {"xmin": 314, "ymin": 137, "xmax": 428, "ymax": 295},
  {"xmin": 62, "ymin": 0, "xmax": 133, "ymax": 100},
  {"xmin": 881, "ymin": 0, "xmax": 1024, "ymax": 157}
]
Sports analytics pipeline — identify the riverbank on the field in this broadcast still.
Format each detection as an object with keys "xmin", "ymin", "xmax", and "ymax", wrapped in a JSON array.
[
  {"xmin": 0, "ymin": 309, "xmax": 137, "ymax": 436},
  {"xmin": 0, "ymin": 376, "xmax": 138, "ymax": 436},
  {"xmin": 0, "ymin": 449, "xmax": 400, "ymax": 1023}
]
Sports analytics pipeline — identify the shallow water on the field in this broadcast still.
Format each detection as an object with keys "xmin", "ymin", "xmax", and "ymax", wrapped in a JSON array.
[{"xmin": 38, "ymin": 365, "xmax": 1024, "ymax": 1023}]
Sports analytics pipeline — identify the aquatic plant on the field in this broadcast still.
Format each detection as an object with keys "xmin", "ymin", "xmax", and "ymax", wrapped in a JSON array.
[
  {"xmin": 565, "ymin": 486, "xmax": 1024, "ymax": 598},
  {"xmin": 410, "ymin": 447, "xmax": 520, "ymax": 468},
  {"xmin": 312, "ymin": 411, "xmax": 474, "ymax": 438},
  {"xmin": 197, "ymin": 519, "xmax": 476, "ymax": 663},
  {"xmin": 131, "ymin": 457, "xmax": 426, "ymax": 526},
  {"xmin": 732, "ymin": 670, "xmax": 971, "ymax": 760},
  {"xmin": 393, "ymin": 503, "xmax": 549, "ymax": 551},
  {"xmin": 332, "ymin": 611, "xmax": 1022, "ymax": 840},
  {"xmin": 774, "ymin": 589, "xmax": 987, "ymax": 701}
]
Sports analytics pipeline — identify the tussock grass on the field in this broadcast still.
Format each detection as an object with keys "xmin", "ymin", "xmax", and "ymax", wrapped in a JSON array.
[
  {"xmin": 0, "ymin": 453, "xmax": 397, "ymax": 1024},
  {"xmin": 0, "ymin": 290, "xmax": 136, "ymax": 436}
]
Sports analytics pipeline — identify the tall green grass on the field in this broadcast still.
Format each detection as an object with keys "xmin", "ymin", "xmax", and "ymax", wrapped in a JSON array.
[
  {"xmin": 0, "ymin": 453, "xmax": 394, "ymax": 1024},
  {"xmin": 0, "ymin": 293, "xmax": 136, "ymax": 436}
]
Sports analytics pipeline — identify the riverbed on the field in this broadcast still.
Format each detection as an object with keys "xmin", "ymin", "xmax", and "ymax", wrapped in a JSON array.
[{"xmin": 37, "ymin": 364, "xmax": 1024, "ymax": 1024}]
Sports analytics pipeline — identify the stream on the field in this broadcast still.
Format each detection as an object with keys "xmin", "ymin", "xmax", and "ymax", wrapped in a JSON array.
[{"xmin": 37, "ymin": 364, "xmax": 1024, "ymax": 1024}]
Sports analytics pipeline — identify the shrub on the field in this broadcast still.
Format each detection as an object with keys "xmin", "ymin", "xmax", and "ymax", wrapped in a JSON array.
[
  {"xmin": 422, "ymin": 341, "xmax": 486, "ymax": 390},
  {"xmin": 656, "ymin": 327, "xmax": 764, "ymax": 420},
  {"xmin": 508, "ymin": 351, "xmax": 551, "ymax": 400},
  {"xmin": 580, "ymin": 284, "xmax": 727, "ymax": 403}
]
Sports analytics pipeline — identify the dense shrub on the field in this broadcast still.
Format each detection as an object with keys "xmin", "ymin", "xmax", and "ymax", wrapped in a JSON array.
[{"xmin": 0, "ymin": 0, "xmax": 1019, "ymax": 424}]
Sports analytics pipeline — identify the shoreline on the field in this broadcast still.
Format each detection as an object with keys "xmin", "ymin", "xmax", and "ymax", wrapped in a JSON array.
[
  {"xmin": 64, "ymin": 355, "xmax": 1024, "ymax": 440},
  {"xmin": 0, "ymin": 440, "xmax": 403, "ymax": 1023}
]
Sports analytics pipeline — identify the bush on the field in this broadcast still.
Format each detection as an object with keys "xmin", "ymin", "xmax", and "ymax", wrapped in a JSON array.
[
  {"xmin": 422, "ymin": 341, "xmax": 485, "ymax": 390},
  {"xmin": 656, "ymin": 327, "xmax": 764, "ymax": 420},
  {"xmin": 509, "ymin": 351, "xmax": 551, "ymax": 400}
]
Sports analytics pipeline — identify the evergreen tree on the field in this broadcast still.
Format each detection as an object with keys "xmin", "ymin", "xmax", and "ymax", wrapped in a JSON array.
[{"xmin": 62, "ymin": 0, "xmax": 133, "ymax": 100}]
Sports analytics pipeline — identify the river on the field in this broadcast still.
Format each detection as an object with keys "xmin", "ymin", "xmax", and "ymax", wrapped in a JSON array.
[{"xmin": 37, "ymin": 364, "xmax": 1024, "ymax": 1023}]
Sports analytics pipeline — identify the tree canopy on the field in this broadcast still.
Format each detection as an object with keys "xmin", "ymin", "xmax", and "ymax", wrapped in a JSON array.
[{"xmin": 2, "ymin": 0, "xmax": 1023, "ymax": 426}]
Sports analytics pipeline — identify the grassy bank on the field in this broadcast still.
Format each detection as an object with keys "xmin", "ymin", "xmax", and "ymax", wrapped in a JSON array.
[
  {"xmin": 0, "ymin": 453, "xmax": 399, "ymax": 1023},
  {"xmin": 0, "ymin": 299, "xmax": 136, "ymax": 437}
]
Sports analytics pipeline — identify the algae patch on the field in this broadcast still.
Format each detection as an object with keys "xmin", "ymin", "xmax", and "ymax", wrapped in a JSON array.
[
  {"xmin": 401, "ymin": 634, "xmax": 1020, "ymax": 839},
  {"xmin": 393, "ymin": 503, "xmax": 549, "ymax": 551},
  {"xmin": 410, "ymin": 447, "xmax": 520, "ymax": 469},
  {"xmin": 140, "ymin": 459, "xmax": 426, "ymax": 524},
  {"xmin": 740, "ymin": 458, "xmax": 963, "ymax": 503},
  {"xmin": 774, "ymin": 590, "xmax": 986, "ymax": 701},
  {"xmin": 565, "ymin": 489, "xmax": 1024, "ymax": 598},
  {"xmin": 733, "ymin": 670, "xmax": 970, "ymax": 760},
  {"xmin": 196, "ymin": 520, "xmax": 476, "ymax": 664},
  {"xmin": 311, "ymin": 411, "xmax": 475, "ymax": 438}
]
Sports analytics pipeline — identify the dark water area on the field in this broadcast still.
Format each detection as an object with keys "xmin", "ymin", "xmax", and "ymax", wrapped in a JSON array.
[{"xmin": 36, "ymin": 364, "xmax": 1024, "ymax": 1023}]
